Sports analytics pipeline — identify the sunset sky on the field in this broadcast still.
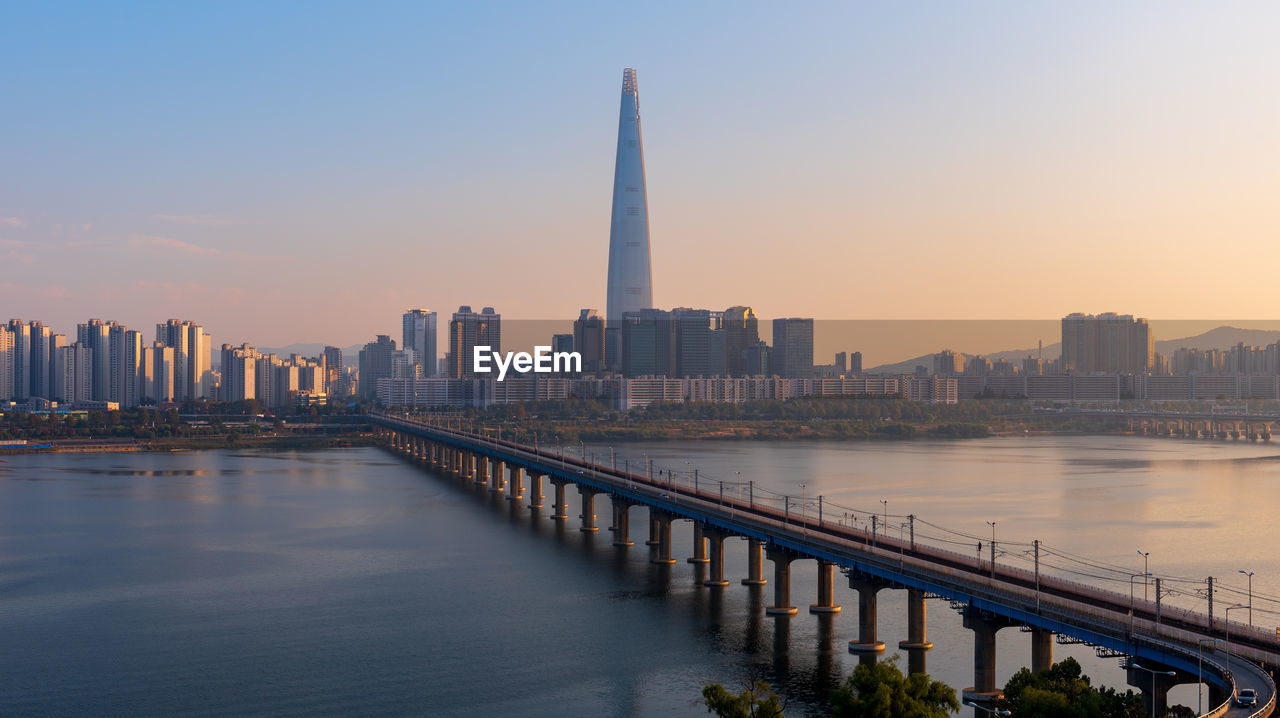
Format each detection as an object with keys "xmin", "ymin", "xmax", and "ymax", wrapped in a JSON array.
[{"xmin": 3, "ymin": 2, "xmax": 1279, "ymax": 350}]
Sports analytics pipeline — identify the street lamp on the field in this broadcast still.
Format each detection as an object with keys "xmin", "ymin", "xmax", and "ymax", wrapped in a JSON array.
[
  {"xmin": 986, "ymin": 521, "xmax": 997, "ymax": 580},
  {"xmin": 1129, "ymin": 571, "xmax": 1151, "ymax": 635},
  {"xmin": 799, "ymin": 483, "xmax": 807, "ymax": 533},
  {"xmin": 1129, "ymin": 663, "xmax": 1176, "ymax": 718},
  {"xmin": 1137, "ymin": 550, "xmax": 1149, "ymax": 601},
  {"xmin": 964, "ymin": 701, "xmax": 1011, "ymax": 716},
  {"xmin": 1239, "ymin": 570, "xmax": 1255, "ymax": 627},
  {"xmin": 880, "ymin": 498, "xmax": 888, "ymax": 525},
  {"xmin": 1196, "ymin": 637, "xmax": 1222, "ymax": 715},
  {"xmin": 1224, "ymin": 603, "xmax": 1248, "ymax": 654}
]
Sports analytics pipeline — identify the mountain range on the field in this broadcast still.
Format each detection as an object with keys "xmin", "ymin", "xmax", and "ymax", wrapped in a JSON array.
[{"xmin": 865, "ymin": 326, "xmax": 1280, "ymax": 375}]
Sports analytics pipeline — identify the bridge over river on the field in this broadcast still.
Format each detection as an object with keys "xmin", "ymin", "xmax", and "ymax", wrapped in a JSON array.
[{"xmin": 370, "ymin": 412, "xmax": 1278, "ymax": 717}]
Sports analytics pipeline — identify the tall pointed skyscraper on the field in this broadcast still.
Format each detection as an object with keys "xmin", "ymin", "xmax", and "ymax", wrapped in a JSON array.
[{"xmin": 606, "ymin": 68, "xmax": 654, "ymax": 324}]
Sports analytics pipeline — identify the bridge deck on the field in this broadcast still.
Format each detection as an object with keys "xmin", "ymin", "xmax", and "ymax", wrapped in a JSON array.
[{"xmin": 372, "ymin": 413, "xmax": 1277, "ymax": 717}]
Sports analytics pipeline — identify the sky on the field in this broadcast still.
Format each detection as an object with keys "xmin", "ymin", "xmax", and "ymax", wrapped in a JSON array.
[{"xmin": 3, "ymin": 2, "xmax": 1279, "ymax": 350}]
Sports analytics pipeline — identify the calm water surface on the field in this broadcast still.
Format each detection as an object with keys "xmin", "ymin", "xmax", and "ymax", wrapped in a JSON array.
[{"xmin": 1, "ymin": 436, "xmax": 1276, "ymax": 716}]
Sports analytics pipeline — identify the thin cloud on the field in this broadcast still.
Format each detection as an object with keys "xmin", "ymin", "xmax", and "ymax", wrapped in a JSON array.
[
  {"xmin": 1, "ymin": 217, "xmax": 27, "ymax": 228},
  {"xmin": 128, "ymin": 234, "xmax": 219, "ymax": 256},
  {"xmin": 152, "ymin": 213, "xmax": 235, "ymax": 226}
]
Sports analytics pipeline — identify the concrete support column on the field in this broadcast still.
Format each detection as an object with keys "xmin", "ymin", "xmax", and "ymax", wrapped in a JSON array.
[
  {"xmin": 899, "ymin": 588, "xmax": 933, "ymax": 674},
  {"xmin": 687, "ymin": 522, "xmax": 709, "ymax": 564},
  {"xmin": 765, "ymin": 546, "xmax": 798, "ymax": 615},
  {"xmin": 488, "ymin": 459, "xmax": 503, "ymax": 492},
  {"xmin": 612, "ymin": 497, "xmax": 634, "ymax": 547},
  {"xmin": 578, "ymin": 486, "xmax": 600, "ymax": 532},
  {"xmin": 1125, "ymin": 662, "xmax": 1194, "ymax": 718},
  {"xmin": 848, "ymin": 575, "xmax": 888, "ymax": 653},
  {"xmin": 810, "ymin": 561, "xmax": 842, "ymax": 614},
  {"xmin": 899, "ymin": 588, "xmax": 933, "ymax": 649},
  {"xmin": 526, "ymin": 471, "xmax": 544, "ymax": 509},
  {"xmin": 1030, "ymin": 628, "xmax": 1053, "ymax": 674},
  {"xmin": 474, "ymin": 455, "xmax": 489, "ymax": 485},
  {"xmin": 703, "ymin": 527, "xmax": 730, "ymax": 586},
  {"xmin": 646, "ymin": 515, "xmax": 661, "ymax": 546},
  {"xmin": 651, "ymin": 512, "xmax": 676, "ymax": 563},
  {"xmin": 962, "ymin": 606, "xmax": 1018, "ymax": 704},
  {"xmin": 742, "ymin": 538, "xmax": 767, "ymax": 585},
  {"xmin": 507, "ymin": 466, "xmax": 523, "ymax": 502},
  {"xmin": 549, "ymin": 478, "xmax": 569, "ymax": 520}
]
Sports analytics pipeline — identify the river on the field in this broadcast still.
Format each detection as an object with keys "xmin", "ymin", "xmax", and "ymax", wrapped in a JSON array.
[{"xmin": 1, "ymin": 436, "xmax": 1275, "ymax": 715}]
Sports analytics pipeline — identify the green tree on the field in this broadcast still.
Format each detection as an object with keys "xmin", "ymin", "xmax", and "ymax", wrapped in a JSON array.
[
  {"xmin": 997, "ymin": 657, "xmax": 1144, "ymax": 718},
  {"xmin": 701, "ymin": 678, "xmax": 786, "ymax": 718},
  {"xmin": 829, "ymin": 655, "xmax": 958, "ymax": 718}
]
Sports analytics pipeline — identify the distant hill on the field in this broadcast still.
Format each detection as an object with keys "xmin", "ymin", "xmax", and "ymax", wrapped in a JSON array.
[
  {"xmin": 865, "ymin": 325, "xmax": 1280, "ymax": 374},
  {"xmin": 1154, "ymin": 326, "xmax": 1280, "ymax": 354}
]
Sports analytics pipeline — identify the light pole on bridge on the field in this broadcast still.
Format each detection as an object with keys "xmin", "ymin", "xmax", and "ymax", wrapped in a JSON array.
[
  {"xmin": 986, "ymin": 521, "xmax": 997, "ymax": 581},
  {"xmin": 1224, "ymin": 603, "xmax": 1248, "ymax": 656},
  {"xmin": 1137, "ymin": 549, "xmax": 1149, "ymax": 601},
  {"xmin": 1196, "ymin": 637, "xmax": 1222, "ymax": 715},
  {"xmin": 1239, "ymin": 569, "xmax": 1255, "ymax": 627}
]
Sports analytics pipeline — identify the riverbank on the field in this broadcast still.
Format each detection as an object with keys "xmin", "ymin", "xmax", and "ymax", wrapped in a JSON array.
[{"xmin": 0, "ymin": 433, "xmax": 377, "ymax": 455}]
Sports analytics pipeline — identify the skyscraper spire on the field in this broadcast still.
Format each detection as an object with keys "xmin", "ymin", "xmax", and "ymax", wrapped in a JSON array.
[{"xmin": 606, "ymin": 67, "xmax": 653, "ymax": 324}]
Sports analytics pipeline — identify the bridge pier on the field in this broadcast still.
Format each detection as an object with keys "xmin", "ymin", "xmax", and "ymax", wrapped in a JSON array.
[
  {"xmin": 962, "ymin": 606, "xmax": 1018, "ymax": 704},
  {"xmin": 578, "ymin": 486, "xmax": 600, "ymax": 532},
  {"xmin": 742, "ymin": 538, "xmax": 767, "ymax": 585},
  {"xmin": 1125, "ymin": 661, "xmax": 1197, "ymax": 718},
  {"xmin": 526, "ymin": 471, "xmax": 544, "ymax": 509},
  {"xmin": 474, "ymin": 454, "xmax": 489, "ymax": 485},
  {"xmin": 764, "ymin": 546, "xmax": 799, "ymax": 615},
  {"xmin": 703, "ymin": 526, "xmax": 731, "ymax": 586},
  {"xmin": 612, "ymin": 497, "xmax": 635, "ymax": 547},
  {"xmin": 548, "ymin": 478, "xmax": 569, "ymax": 520},
  {"xmin": 651, "ymin": 511, "xmax": 677, "ymax": 563},
  {"xmin": 1030, "ymin": 627, "xmax": 1053, "ymax": 673},
  {"xmin": 687, "ymin": 522, "xmax": 709, "ymax": 564},
  {"xmin": 898, "ymin": 588, "xmax": 933, "ymax": 674},
  {"xmin": 506, "ymin": 466, "xmax": 524, "ymax": 502},
  {"xmin": 809, "ymin": 561, "xmax": 842, "ymax": 614},
  {"xmin": 646, "ymin": 515, "xmax": 661, "ymax": 546},
  {"xmin": 489, "ymin": 459, "xmax": 506, "ymax": 492},
  {"xmin": 462, "ymin": 451, "xmax": 475, "ymax": 480},
  {"xmin": 847, "ymin": 574, "xmax": 889, "ymax": 653}
]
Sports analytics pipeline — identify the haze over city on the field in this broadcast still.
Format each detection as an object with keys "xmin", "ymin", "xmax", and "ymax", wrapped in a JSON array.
[{"xmin": 5, "ymin": 2, "xmax": 1280, "ymax": 349}]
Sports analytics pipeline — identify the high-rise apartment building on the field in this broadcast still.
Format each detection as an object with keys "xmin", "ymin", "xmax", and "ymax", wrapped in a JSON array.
[
  {"xmin": 7, "ymin": 320, "xmax": 30, "ymax": 400},
  {"xmin": 401, "ymin": 309, "xmax": 437, "ymax": 377},
  {"xmin": 323, "ymin": 346, "xmax": 345, "ymax": 397},
  {"xmin": 605, "ymin": 68, "xmax": 654, "ymax": 324},
  {"xmin": 722, "ymin": 306, "xmax": 759, "ymax": 377},
  {"xmin": 155, "ymin": 320, "xmax": 210, "ymax": 401},
  {"xmin": 771, "ymin": 318, "xmax": 814, "ymax": 379},
  {"xmin": 359, "ymin": 335, "xmax": 398, "ymax": 399},
  {"xmin": 573, "ymin": 309, "xmax": 605, "ymax": 372},
  {"xmin": 77, "ymin": 319, "xmax": 111, "ymax": 402},
  {"xmin": 0, "ymin": 326, "xmax": 13, "ymax": 400},
  {"xmin": 1061, "ymin": 313, "xmax": 1153, "ymax": 374},
  {"xmin": 28, "ymin": 321, "xmax": 52, "ymax": 400},
  {"xmin": 447, "ymin": 306, "xmax": 500, "ymax": 379},
  {"xmin": 55, "ymin": 342, "xmax": 93, "ymax": 403},
  {"xmin": 220, "ymin": 344, "xmax": 257, "ymax": 401}
]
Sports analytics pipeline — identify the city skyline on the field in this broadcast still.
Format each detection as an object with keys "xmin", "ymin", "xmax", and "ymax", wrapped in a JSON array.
[{"xmin": 6, "ymin": 4, "xmax": 1280, "ymax": 349}]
